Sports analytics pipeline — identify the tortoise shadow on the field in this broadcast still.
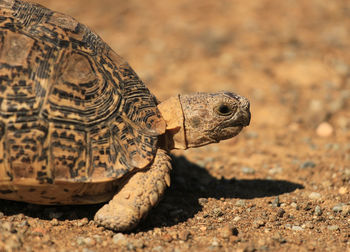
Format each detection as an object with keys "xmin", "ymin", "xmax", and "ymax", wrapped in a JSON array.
[
  {"xmin": 138, "ymin": 155, "xmax": 304, "ymax": 231},
  {"xmin": 0, "ymin": 155, "xmax": 304, "ymax": 231}
]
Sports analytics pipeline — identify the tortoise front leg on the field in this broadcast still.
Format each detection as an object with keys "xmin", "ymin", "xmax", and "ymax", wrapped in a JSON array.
[{"xmin": 94, "ymin": 149, "xmax": 171, "ymax": 231}]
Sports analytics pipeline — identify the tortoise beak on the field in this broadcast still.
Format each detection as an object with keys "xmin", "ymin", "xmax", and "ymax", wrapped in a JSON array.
[
  {"xmin": 235, "ymin": 95, "xmax": 251, "ymax": 127},
  {"xmin": 240, "ymin": 110, "xmax": 251, "ymax": 127}
]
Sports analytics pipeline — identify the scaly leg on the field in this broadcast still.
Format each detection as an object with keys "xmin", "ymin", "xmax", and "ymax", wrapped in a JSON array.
[{"xmin": 94, "ymin": 149, "xmax": 171, "ymax": 231}]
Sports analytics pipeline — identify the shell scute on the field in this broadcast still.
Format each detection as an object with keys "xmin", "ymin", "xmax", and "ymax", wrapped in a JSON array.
[
  {"xmin": 6, "ymin": 119, "xmax": 50, "ymax": 182},
  {"xmin": 0, "ymin": 30, "xmax": 34, "ymax": 67},
  {"xmin": 50, "ymin": 124, "xmax": 87, "ymax": 181}
]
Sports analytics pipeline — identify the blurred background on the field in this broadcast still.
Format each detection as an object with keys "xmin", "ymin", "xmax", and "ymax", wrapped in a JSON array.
[
  {"xmin": 1, "ymin": 1, "xmax": 348, "ymax": 250},
  {"xmin": 35, "ymin": 0, "xmax": 350, "ymax": 137}
]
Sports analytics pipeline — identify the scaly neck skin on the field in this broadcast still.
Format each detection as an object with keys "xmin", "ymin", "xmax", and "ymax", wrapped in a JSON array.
[{"xmin": 157, "ymin": 95, "xmax": 188, "ymax": 150}]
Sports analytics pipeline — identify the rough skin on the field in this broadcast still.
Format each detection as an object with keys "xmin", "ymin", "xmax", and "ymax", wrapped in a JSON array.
[{"xmin": 94, "ymin": 149, "xmax": 171, "ymax": 231}]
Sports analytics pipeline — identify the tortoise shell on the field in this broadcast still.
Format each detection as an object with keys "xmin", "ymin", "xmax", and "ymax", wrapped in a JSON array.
[{"xmin": 0, "ymin": 0, "xmax": 166, "ymax": 204}]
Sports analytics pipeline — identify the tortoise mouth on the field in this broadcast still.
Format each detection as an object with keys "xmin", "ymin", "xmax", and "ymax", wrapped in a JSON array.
[
  {"xmin": 211, "ymin": 125, "xmax": 244, "ymax": 142},
  {"xmin": 225, "ymin": 125, "xmax": 244, "ymax": 136},
  {"xmin": 234, "ymin": 111, "xmax": 251, "ymax": 127}
]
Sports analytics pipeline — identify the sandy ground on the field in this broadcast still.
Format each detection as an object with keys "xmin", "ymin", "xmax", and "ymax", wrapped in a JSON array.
[{"xmin": 0, "ymin": 0, "xmax": 350, "ymax": 251}]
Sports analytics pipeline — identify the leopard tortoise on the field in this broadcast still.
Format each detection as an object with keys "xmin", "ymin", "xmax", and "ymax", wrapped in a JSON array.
[{"xmin": 0, "ymin": 0, "xmax": 250, "ymax": 231}]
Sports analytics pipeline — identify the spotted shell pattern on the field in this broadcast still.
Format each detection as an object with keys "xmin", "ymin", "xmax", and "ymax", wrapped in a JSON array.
[{"xmin": 0, "ymin": 0, "xmax": 165, "ymax": 204}]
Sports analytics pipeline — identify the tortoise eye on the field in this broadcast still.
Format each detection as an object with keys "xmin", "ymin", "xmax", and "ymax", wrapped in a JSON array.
[{"xmin": 215, "ymin": 103, "xmax": 234, "ymax": 116}]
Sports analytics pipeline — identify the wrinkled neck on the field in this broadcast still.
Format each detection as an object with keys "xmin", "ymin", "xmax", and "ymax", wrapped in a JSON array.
[{"xmin": 157, "ymin": 95, "xmax": 187, "ymax": 150}]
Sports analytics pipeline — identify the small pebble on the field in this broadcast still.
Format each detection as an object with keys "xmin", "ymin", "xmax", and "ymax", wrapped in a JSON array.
[
  {"xmin": 316, "ymin": 122, "xmax": 333, "ymax": 137},
  {"xmin": 305, "ymin": 221, "xmax": 314, "ymax": 229},
  {"xmin": 31, "ymin": 227, "xmax": 46, "ymax": 237},
  {"xmin": 152, "ymin": 246, "xmax": 164, "ymax": 252},
  {"xmin": 211, "ymin": 238, "xmax": 220, "ymax": 247},
  {"xmin": 15, "ymin": 214, "xmax": 25, "ymax": 221},
  {"xmin": 276, "ymin": 208, "xmax": 286, "ymax": 218},
  {"xmin": 93, "ymin": 235, "xmax": 102, "ymax": 244},
  {"xmin": 332, "ymin": 204, "xmax": 344, "ymax": 213},
  {"xmin": 162, "ymin": 234, "xmax": 173, "ymax": 242},
  {"xmin": 327, "ymin": 225, "xmax": 340, "ymax": 231},
  {"xmin": 198, "ymin": 198, "xmax": 208, "ymax": 206},
  {"xmin": 272, "ymin": 196, "xmax": 280, "ymax": 207},
  {"xmin": 84, "ymin": 237, "xmax": 96, "ymax": 246},
  {"xmin": 241, "ymin": 166, "xmax": 255, "ymax": 174},
  {"xmin": 126, "ymin": 242, "xmax": 135, "ymax": 251},
  {"xmin": 309, "ymin": 192, "xmax": 321, "ymax": 200},
  {"xmin": 272, "ymin": 233, "xmax": 286, "ymax": 244},
  {"xmin": 314, "ymin": 206, "xmax": 322, "ymax": 216},
  {"xmin": 212, "ymin": 208, "xmax": 223, "ymax": 217},
  {"xmin": 132, "ymin": 239, "xmax": 144, "ymax": 249},
  {"xmin": 77, "ymin": 218, "xmax": 89, "ymax": 227},
  {"xmin": 2, "ymin": 221, "xmax": 15, "ymax": 233},
  {"xmin": 235, "ymin": 200, "xmax": 245, "ymax": 207},
  {"xmin": 288, "ymin": 122, "xmax": 300, "ymax": 132},
  {"xmin": 50, "ymin": 218, "xmax": 59, "ymax": 226},
  {"xmin": 219, "ymin": 224, "xmax": 238, "ymax": 238},
  {"xmin": 18, "ymin": 220, "xmax": 30, "ymax": 228},
  {"xmin": 233, "ymin": 216, "xmax": 241, "ymax": 222},
  {"xmin": 342, "ymin": 205, "xmax": 350, "ymax": 216},
  {"xmin": 253, "ymin": 218, "xmax": 266, "ymax": 228},
  {"xmin": 268, "ymin": 165, "xmax": 283, "ymax": 175},
  {"xmin": 301, "ymin": 161, "xmax": 316, "ymax": 169},
  {"xmin": 113, "ymin": 233, "xmax": 128, "ymax": 246},
  {"xmin": 76, "ymin": 237, "xmax": 85, "ymax": 246},
  {"xmin": 178, "ymin": 230, "xmax": 190, "ymax": 241},
  {"xmin": 339, "ymin": 187, "xmax": 347, "ymax": 195},
  {"xmin": 292, "ymin": 225, "xmax": 304, "ymax": 231},
  {"xmin": 291, "ymin": 202, "xmax": 299, "ymax": 209},
  {"xmin": 309, "ymin": 99, "xmax": 323, "ymax": 111}
]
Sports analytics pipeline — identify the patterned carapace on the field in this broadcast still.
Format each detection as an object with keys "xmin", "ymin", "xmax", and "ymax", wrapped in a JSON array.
[{"xmin": 0, "ymin": 0, "xmax": 165, "ymax": 204}]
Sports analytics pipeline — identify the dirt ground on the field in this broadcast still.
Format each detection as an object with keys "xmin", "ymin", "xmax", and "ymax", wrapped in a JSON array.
[{"xmin": 0, "ymin": 0, "xmax": 350, "ymax": 251}]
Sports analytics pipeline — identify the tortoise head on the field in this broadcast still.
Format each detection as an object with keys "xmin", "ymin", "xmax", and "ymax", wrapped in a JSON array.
[{"xmin": 157, "ymin": 92, "xmax": 251, "ymax": 149}]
